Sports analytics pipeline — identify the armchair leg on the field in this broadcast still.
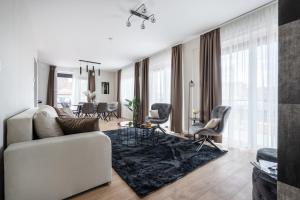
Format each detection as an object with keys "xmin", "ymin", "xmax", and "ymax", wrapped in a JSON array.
[
  {"xmin": 158, "ymin": 126, "xmax": 167, "ymax": 134},
  {"xmin": 195, "ymin": 136, "xmax": 223, "ymax": 152},
  {"xmin": 206, "ymin": 137, "xmax": 223, "ymax": 152},
  {"xmin": 196, "ymin": 138, "xmax": 206, "ymax": 151}
]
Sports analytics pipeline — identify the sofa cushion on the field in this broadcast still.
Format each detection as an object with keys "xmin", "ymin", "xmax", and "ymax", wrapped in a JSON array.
[
  {"xmin": 33, "ymin": 105, "xmax": 64, "ymax": 139},
  {"xmin": 54, "ymin": 107, "xmax": 75, "ymax": 118},
  {"xmin": 56, "ymin": 118, "xmax": 100, "ymax": 135}
]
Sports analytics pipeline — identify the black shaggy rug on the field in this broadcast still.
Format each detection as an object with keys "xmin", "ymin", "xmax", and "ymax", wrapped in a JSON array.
[{"xmin": 105, "ymin": 129, "xmax": 227, "ymax": 197}]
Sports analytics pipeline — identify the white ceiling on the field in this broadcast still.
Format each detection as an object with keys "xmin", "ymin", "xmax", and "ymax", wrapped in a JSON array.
[{"xmin": 25, "ymin": 0, "xmax": 273, "ymax": 70}]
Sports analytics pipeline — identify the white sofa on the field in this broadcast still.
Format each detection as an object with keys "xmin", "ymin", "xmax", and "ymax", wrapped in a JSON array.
[{"xmin": 4, "ymin": 108, "xmax": 112, "ymax": 200}]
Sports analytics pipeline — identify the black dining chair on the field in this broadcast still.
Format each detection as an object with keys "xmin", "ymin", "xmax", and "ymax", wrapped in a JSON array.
[
  {"xmin": 81, "ymin": 103, "xmax": 95, "ymax": 117},
  {"xmin": 97, "ymin": 103, "xmax": 108, "ymax": 121}
]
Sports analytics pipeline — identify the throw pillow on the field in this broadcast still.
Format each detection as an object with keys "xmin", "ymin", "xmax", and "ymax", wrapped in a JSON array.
[
  {"xmin": 149, "ymin": 110, "xmax": 160, "ymax": 118},
  {"xmin": 56, "ymin": 118, "xmax": 100, "ymax": 135},
  {"xmin": 54, "ymin": 107, "xmax": 75, "ymax": 118},
  {"xmin": 34, "ymin": 105, "xmax": 64, "ymax": 139},
  {"xmin": 204, "ymin": 118, "xmax": 221, "ymax": 129}
]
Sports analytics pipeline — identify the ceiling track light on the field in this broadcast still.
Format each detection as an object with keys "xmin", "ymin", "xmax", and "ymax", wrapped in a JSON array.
[
  {"xmin": 79, "ymin": 60, "xmax": 101, "ymax": 76},
  {"xmin": 126, "ymin": 3, "xmax": 156, "ymax": 30}
]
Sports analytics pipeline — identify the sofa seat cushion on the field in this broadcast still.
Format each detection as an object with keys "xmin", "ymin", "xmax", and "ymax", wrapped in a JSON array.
[
  {"xmin": 56, "ymin": 118, "xmax": 100, "ymax": 135},
  {"xmin": 33, "ymin": 105, "xmax": 64, "ymax": 139}
]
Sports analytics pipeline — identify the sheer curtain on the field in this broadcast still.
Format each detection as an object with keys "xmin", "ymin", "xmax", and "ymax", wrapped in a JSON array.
[
  {"xmin": 221, "ymin": 3, "xmax": 278, "ymax": 149},
  {"xmin": 72, "ymin": 70, "xmax": 88, "ymax": 105},
  {"xmin": 149, "ymin": 49, "xmax": 171, "ymax": 106},
  {"xmin": 149, "ymin": 49, "xmax": 171, "ymax": 127},
  {"xmin": 120, "ymin": 65, "xmax": 134, "ymax": 119}
]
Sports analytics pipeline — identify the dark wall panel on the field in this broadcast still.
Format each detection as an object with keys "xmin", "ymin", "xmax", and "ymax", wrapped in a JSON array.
[
  {"xmin": 278, "ymin": 0, "xmax": 300, "ymax": 190},
  {"xmin": 279, "ymin": 0, "xmax": 300, "ymax": 25}
]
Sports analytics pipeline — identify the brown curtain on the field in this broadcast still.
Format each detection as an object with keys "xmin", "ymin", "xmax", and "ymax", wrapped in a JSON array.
[
  {"xmin": 140, "ymin": 58, "xmax": 149, "ymax": 123},
  {"xmin": 117, "ymin": 70, "xmax": 122, "ymax": 117},
  {"xmin": 88, "ymin": 70, "xmax": 96, "ymax": 92},
  {"xmin": 46, "ymin": 65, "xmax": 56, "ymax": 106},
  {"xmin": 134, "ymin": 62, "xmax": 141, "ymax": 122},
  {"xmin": 170, "ymin": 44, "xmax": 183, "ymax": 133},
  {"xmin": 199, "ymin": 28, "xmax": 222, "ymax": 142}
]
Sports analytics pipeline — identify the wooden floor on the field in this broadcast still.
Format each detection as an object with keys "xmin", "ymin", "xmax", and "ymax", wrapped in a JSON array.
[{"xmin": 70, "ymin": 118, "xmax": 255, "ymax": 200}]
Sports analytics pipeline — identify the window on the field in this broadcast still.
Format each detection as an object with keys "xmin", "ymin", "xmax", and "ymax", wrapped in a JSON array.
[
  {"xmin": 57, "ymin": 73, "xmax": 73, "ymax": 107},
  {"xmin": 221, "ymin": 3, "xmax": 278, "ymax": 148},
  {"xmin": 120, "ymin": 65, "xmax": 134, "ymax": 118},
  {"xmin": 149, "ymin": 49, "xmax": 171, "ymax": 127},
  {"xmin": 149, "ymin": 49, "xmax": 171, "ymax": 106}
]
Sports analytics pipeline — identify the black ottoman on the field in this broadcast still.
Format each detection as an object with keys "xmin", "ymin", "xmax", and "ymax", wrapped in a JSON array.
[
  {"xmin": 257, "ymin": 148, "xmax": 277, "ymax": 163},
  {"xmin": 252, "ymin": 148, "xmax": 277, "ymax": 200}
]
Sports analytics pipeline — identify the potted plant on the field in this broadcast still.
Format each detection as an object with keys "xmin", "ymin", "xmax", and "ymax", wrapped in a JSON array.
[
  {"xmin": 124, "ymin": 98, "xmax": 140, "ymax": 127},
  {"xmin": 83, "ymin": 90, "xmax": 96, "ymax": 103}
]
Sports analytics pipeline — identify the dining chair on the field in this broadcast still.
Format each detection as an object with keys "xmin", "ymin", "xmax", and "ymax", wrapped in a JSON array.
[
  {"xmin": 81, "ymin": 103, "xmax": 95, "ymax": 117},
  {"xmin": 105, "ymin": 102, "xmax": 119, "ymax": 120},
  {"xmin": 97, "ymin": 103, "xmax": 108, "ymax": 121},
  {"xmin": 61, "ymin": 102, "xmax": 70, "ymax": 108}
]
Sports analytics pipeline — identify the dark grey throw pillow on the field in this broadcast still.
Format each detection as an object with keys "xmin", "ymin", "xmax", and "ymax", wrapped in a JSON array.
[{"xmin": 56, "ymin": 118, "xmax": 100, "ymax": 135}]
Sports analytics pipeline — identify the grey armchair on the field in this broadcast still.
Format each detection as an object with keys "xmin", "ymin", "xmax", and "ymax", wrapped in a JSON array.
[
  {"xmin": 191, "ymin": 106, "xmax": 231, "ymax": 151},
  {"xmin": 146, "ymin": 103, "xmax": 172, "ymax": 134}
]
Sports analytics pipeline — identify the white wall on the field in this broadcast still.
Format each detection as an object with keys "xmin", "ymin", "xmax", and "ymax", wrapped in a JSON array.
[
  {"xmin": 37, "ymin": 65, "xmax": 117, "ymax": 105},
  {"xmin": 37, "ymin": 61, "xmax": 50, "ymax": 105},
  {"xmin": 182, "ymin": 37, "xmax": 200, "ymax": 133},
  {"xmin": 0, "ymin": 0, "xmax": 37, "ymax": 197},
  {"xmin": 95, "ymin": 70, "xmax": 116, "ymax": 103}
]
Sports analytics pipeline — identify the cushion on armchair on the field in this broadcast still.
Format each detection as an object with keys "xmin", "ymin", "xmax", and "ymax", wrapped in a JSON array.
[
  {"xmin": 149, "ymin": 110, "xmax": 160, "ymax": 118},
  {"xmin": 204, "ymin": 118, "xmax": 221, "ymax": 129}
]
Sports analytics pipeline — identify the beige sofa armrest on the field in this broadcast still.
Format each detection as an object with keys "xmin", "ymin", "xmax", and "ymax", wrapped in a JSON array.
[{"xmin": 4, "ymin": 131, "xmax": 112, "ymax": 200}]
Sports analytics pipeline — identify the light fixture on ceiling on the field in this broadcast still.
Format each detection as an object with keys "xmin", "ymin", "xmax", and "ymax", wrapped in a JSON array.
[
  {"xmin": 141, "ymin": 20, "xmax": 145, "ymax": 29},
  {"xmin": 79, "ymin": 60, "xmax": 101, "ymax": 76},
  {"xmin": 126, "ymin": 3, "xmax": 156, "ymax": 30},
  {"xmin": 126, "ymin": 20, "xmax": 131, "ymax": 27},
  {"xmin": 79, "ymin": 61, "xmax": 82, "ymax": 75}
]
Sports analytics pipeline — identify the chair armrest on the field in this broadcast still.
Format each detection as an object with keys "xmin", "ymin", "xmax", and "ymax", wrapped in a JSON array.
[{"xmin": 4, "ymin": 131, "xmax": 112, "ymax": 200}]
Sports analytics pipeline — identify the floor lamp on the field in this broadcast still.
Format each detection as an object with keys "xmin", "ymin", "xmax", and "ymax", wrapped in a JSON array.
[{"xmin": 185, "ymin": 80, "xmax": 195, "ymax": 138}]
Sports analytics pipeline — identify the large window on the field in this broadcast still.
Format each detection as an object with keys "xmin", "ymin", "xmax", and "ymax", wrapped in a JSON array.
[
  {"xmin": 149, "ymin": 49, "xmax": 171, "ymax": 127},
  {"xmin": 120, "ymin": 65, "xmax": 134, "ymax": 119},
  {"xmin": 149, "ymin": 49, "xmax": 171, "ymax": 106},
  {"xmin": 57, "ymin": 73, "xmax": 73, "ymax": 106},
  {"xmin": 221, "ymin": 4, "xmax": 278, "ymax": 148}
]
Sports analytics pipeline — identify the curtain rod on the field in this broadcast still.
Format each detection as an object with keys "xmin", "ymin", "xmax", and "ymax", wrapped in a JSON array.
[
  {"xmin": 182, "ymin": 0, "xmax": 277, "ymax": 43},
  {"xmin": 127, "ymin": 0, "xmax": 278, "ymax": 67}
]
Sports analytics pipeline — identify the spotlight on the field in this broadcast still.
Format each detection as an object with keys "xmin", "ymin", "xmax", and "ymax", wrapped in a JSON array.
[
  {"xmin": 150, "ymin": 16, "xmax": 156, "ymax": 23},
  {"xmin": 141, "ymin": 21, "xmax": 145, "ymax": 29},
  {"xmin": 141, "ymin": 6, "xmax": 147, "ymax": 14},
  {"xmin": 126, "ymin": 20, "xmax": 131, "ymax": 27}
]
